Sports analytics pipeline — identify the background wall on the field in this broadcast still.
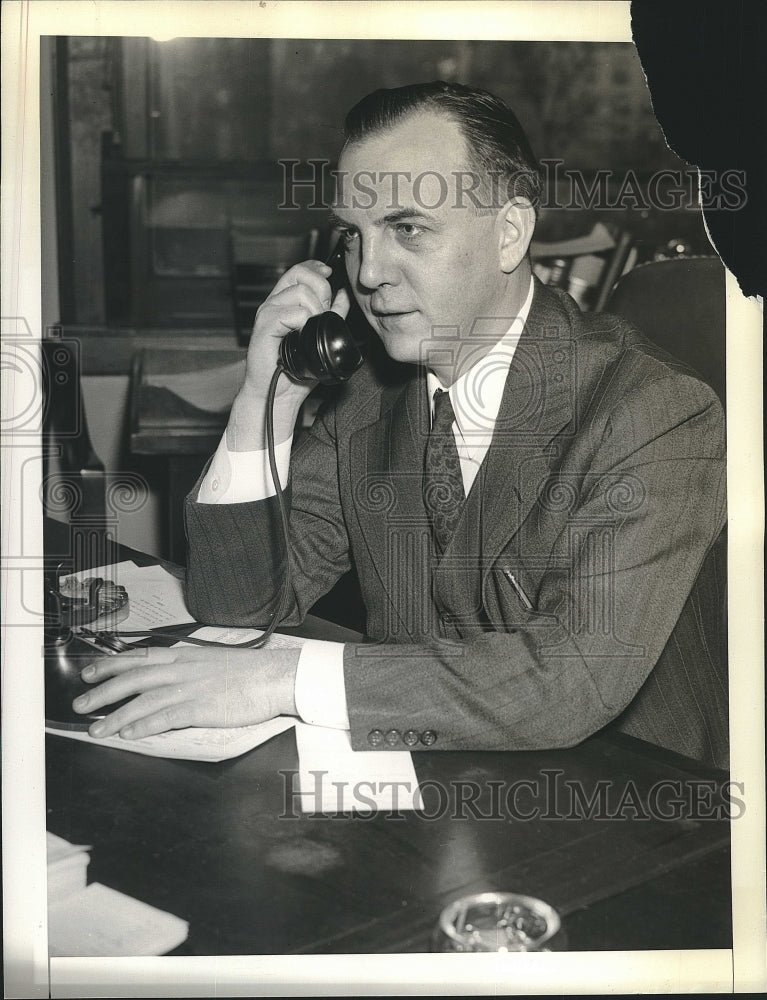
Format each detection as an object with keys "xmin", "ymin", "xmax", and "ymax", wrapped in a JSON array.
[{"xmin": 62, "ymin": 37, "xmax": 698, "ymax": 325}]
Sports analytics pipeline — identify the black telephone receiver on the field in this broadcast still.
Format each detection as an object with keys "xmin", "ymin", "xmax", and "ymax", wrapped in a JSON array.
[{"xmin": 278, "ymin": 242, "xmax": 364, "ymax": 385}]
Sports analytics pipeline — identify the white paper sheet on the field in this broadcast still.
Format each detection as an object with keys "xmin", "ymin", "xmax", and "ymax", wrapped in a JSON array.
[
  {"xmin": 295, "ymin": 721, "xmax": 423, "ymax": 814},
  {"xmin": 46, "ymin": 831, "xmax": 91, "ymax": 863},
  {"xmin": 48, "ymin": 882, "xmax": 189, "ymax": 957},
  {"xmin": 177, "ymin": 625, "xmax": 308, "ymax": 649},
  {"xmin": 45, "ymin": 716, "xmax": 296, "ymax": 763}
]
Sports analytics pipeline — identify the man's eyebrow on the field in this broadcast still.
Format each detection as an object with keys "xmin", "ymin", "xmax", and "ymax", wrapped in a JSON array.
[
  {"xmin": 328, "ymin": 210, "xmax": 351, "ymax": 229},
  {"xmin": 381, "ymin": 207, "xmax": 436, "ymax": 224},
  {"xmin": 328, "ymin": 207, "xmax": 437, "ymax": 227}
]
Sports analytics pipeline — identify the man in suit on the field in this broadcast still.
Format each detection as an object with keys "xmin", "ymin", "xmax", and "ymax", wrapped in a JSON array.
[{"xmin": 75, "ymin": 82, "xmax": 727, "ymax": 767}]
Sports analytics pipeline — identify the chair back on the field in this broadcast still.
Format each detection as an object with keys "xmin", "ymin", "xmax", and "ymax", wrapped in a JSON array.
[{"xmin": 606, "ymin": 256, "xmax": 726, "ymax": 403}]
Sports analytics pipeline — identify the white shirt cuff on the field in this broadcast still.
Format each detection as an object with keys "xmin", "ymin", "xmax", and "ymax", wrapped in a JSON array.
[
  {"xmin": 294, "ymin": 638, "xmax": 350, "ymax": 730},
  {"xmin": 197, "ymin": 433, "xmax": 292, "ymax": 503}
]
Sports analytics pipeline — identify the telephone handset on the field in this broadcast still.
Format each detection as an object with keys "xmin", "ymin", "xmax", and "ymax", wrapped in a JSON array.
[
  {"xmin": 254, "ymin": 241, "xmax": 364, "ymax": 650},
  {"xmin": 278, "ymin": 243, "xmax": 364, "ymax": 385}
]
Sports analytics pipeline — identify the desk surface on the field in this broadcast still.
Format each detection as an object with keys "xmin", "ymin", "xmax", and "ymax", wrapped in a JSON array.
[
  {"xmin": 43, "ymin": 519, "xmax": 732, "ymax": 955},
  {"xmin": 45, "ymin": 729, "xmax": 731, "ymax": 955}
]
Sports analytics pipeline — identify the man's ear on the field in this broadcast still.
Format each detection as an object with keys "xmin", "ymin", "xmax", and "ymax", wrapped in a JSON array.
[{"xmin": 497, "ymin": 199, "xmax": 536, "ymax": 273}]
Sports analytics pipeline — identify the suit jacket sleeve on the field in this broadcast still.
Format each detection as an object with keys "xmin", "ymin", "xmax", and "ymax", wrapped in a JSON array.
[{"xmin": 184, "ymin": 400, "xmax": 352, "ymax": 628}]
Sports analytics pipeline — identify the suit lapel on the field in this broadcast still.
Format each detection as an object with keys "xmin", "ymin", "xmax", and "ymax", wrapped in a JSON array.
[
  {"xmin": 479, "ymin": 281, "xmax": 578, "ymax": 568},
  {"xmin": 349, "ymin": 374, "xmax": 432, "ymax": 639}
]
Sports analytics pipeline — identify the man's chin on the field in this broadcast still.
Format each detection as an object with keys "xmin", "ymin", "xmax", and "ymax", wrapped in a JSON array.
[
  {"xmin": 372, "ymin": 318, "xmax": 430, "ymax": 365},
  {"xmin": 376, "ymin": 337, "xmax": 423, "ymax": 366}
]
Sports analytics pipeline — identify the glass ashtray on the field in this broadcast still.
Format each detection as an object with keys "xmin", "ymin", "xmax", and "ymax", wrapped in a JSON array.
[{"xmin": 433, "ymin": 891, "xmax": 565, "ymax": 952}]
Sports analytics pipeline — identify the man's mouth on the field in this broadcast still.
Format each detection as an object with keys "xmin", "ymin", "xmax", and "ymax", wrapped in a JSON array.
[{"xmin": 371, "ymin": 308, "xmax": 416, "ymax": 318}]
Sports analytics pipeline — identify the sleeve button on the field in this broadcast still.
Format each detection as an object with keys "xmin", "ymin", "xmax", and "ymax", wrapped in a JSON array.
[
  {"xmin": 384, "ymin": 729, "xmax": 401, "ymax": 746},
  {"xmin": 402, "ymin": 730, "xmax": 419, "ymax": 747},
  {"xmin": 420, "ymin": 730, "xmax": 437, "ymax": 746},
  {"xmin": 367, "ymin": 729, "xmax": 384, "ymax": 747}
]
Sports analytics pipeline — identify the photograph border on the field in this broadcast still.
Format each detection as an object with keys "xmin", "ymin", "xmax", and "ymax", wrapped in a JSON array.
[{"xmin": 2, "ymin": 2, "xmax": 764, "ymax": 996}]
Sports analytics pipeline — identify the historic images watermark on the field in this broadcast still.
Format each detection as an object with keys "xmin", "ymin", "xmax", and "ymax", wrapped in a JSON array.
[
  {"xmin": 279, "ymin": 768, "xmax": 744, "ymax": 821},
  {"xmin": 278, "ymin": 160, "xmax": 748, "ymax": 214}
]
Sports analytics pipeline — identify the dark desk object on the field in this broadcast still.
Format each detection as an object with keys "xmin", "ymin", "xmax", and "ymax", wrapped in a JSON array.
[
  {"xmin": 43, "ymin": 522, "xmax": 732, "ymax": 956},
  {"xmin": 42, "ymin": 335, "xmax": 107, "ymax": 521}
]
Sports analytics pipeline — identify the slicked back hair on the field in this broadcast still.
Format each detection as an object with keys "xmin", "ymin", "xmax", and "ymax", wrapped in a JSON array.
[{"xmin": 343, "ymin": 81, "xmax": 543, "ymax": 214}]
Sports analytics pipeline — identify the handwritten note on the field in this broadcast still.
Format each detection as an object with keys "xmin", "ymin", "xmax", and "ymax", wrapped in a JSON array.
[{"xmin": 64, "ymin": 561, "xmax": 195, "ymax": 630}]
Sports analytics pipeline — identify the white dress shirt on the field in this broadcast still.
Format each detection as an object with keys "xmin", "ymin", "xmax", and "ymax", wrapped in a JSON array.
[{"xmin": 197, "ymin": 277, "xmax": 534, "ymax": 730}]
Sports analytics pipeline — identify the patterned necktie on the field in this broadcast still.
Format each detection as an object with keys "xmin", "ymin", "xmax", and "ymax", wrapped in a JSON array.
[{"xmin": 424, "ymin": 388, "xmax": 466, "ymax": 554}]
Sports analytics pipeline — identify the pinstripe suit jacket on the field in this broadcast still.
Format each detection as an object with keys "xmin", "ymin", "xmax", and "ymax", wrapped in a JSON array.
[{"xmin": 185, "ymin": 281, "xmax": 728, "ymax": 768}]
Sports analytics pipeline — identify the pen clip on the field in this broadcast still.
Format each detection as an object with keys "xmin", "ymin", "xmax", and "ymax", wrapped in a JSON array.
[{"xmin": 501, "ymin": 568, "xmax": 534, "ymax": 612}]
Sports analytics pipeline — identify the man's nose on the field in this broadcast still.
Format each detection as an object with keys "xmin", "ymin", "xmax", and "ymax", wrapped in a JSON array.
[{"xmin": 356, "ymin": 234, "xmax": 398, "ymax": 290}]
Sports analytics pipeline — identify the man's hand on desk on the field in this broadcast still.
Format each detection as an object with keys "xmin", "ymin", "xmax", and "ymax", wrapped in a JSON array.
[{"xmin": 72, "ymin": 646, "xmax": 300, "ymax": 740}]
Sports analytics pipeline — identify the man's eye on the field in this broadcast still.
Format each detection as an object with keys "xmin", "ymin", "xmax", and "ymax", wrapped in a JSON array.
[
  {"xmin": 396, "ymin": 223, "xmax": 424, "ymax": 240},
  {"xmin": 337, "ymin": 228, "xmax": 359, "ymax": 248}
]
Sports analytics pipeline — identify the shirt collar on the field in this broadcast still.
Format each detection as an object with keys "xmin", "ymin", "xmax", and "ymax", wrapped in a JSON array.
[{"xmin": 426, "ymin": 275, "xmax": 535, "ymax": 438}]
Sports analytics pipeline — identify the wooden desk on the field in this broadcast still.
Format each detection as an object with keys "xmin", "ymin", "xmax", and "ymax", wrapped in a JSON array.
[
  {"xmin": 43, "ymin": 520, "xmax": 732, "ymax": 956},
  {"xmin": 45, "ymin": 730, "xmax": 731, "ymax": 955}
]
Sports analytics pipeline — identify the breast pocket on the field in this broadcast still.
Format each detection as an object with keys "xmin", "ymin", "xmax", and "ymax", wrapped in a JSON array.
[{"xmin": 484, "ymin": 562, "xmax": 558, "ymax": 634}]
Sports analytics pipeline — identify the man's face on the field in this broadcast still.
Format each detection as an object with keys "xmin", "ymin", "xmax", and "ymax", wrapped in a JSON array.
[{"xmin": 332, "ymin": 111, "xmax": 523, "ymax": 373}]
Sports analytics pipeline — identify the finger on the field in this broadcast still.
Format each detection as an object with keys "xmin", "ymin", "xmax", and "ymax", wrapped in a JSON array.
[
  {"xmin": 117, "ymin": 703, "xmax": 198, "ymax": 740},
  {"xmin": 74, "ymin": 662, "xmax": 178, "ymax": 713},
  {"xmin": 270, "ymin": 260, "xmax": 331, "ymax": 300},
  {"xmin": 329, "ymin": 286, "xmax": 351, "ymax": 319},
  {"xmin": 80, "ymin": 646, "xmax": 177, "ymax": 684},
  {"xmin": 258, "ymin": 288, "xmax": 329, "ymax": 336},
  {"xmin": 87, "ymin": 689, "xmax": 194, "ymax": 740},
  {"xmin": 270, "ymin": 277, "xmax": 330, "ymax": 311}
]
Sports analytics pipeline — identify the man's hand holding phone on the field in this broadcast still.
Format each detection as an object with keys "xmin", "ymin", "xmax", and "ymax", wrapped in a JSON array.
[{"xmin": 227, "ymin": 259, "xmax": 351, "ymax": 453}]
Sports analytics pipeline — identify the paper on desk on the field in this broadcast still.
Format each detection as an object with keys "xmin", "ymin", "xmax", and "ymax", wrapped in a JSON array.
[
  {"xmin": 64, "ymin": 561, "xmax": 195, "ymax": 630},
  {"xmin": 47, "ymin": 831, "xmax": 91, "ymax": 863},
  {"xmin": 174, "ymin": 624, "xmax": 309, "ymax": 649},
  {"xmin": 295, "ymin": 722, "xmax": 423, "ymax": 814},
  {"xmin": 48, "ymin": 882, "xmax": 189, "ymax": 957},
  {"xmin": 144, "ymin": 359, "xmax": 246, "ymax": 413},
  {"xmin": 45, "ymin": 716, "xmax": 296, "ymax": 762}
]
